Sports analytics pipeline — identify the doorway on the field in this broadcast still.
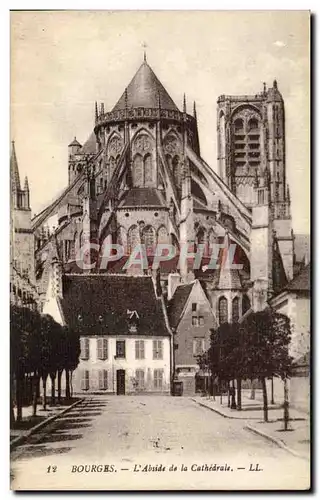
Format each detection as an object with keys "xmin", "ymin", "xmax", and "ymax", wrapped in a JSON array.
[{"xmin": 116, "ymin": 369, "xmax": 125, "ymax": 395}]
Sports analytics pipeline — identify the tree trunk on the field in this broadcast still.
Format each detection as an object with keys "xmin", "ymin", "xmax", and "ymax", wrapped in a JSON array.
[
  {"xmin": 250, "ymin": 379, "xmax": 255, "ymax": 400},
  {"xmin": 10, "ymin": 375, "xmax": 15, "ymax": 427},
  {"xmin": 57, "ymin": 370, "xmax": 63, "ymax": 403},
  {"xmin": 50, "ymin": 372, "xmax": 56, "ymax": 406},
  {"xmin": 271, "ymin": 377, "xmax": 275, "ymax": 405},
  {"xmin": 236, "ymin": 377, "xmax": 242, "ymax": 410},
  {"xmin": 70, "ymin": 371, "xmax": 74, "ymax": 398},
  {"xmin": 227, "ymin": 380, "xmax": 231, "ymax": 407},
  {"xmin": 42, "ymin": 375, "xmax": 47, "ymax": 411},
  {"xmin": 261, "ymin": 377, "xmax": 268, "ymax": 422},
  {"xmin": 32, "ymin": 374, "xmax": 39, "ymax": 417},
  {"xmin": 16, "ymin": 373, "xmax": 23, "ymax": 422},
  {"xmin": 65, "ymin": 369, "xmax": 70, "ymax": 399},
  {"xmin": 231, "ymin": 379, "xmax": 236, "ymax": 409},
  {"xmin": 283, "ymin": 378, "xmax": 290, "ymax": 431}
]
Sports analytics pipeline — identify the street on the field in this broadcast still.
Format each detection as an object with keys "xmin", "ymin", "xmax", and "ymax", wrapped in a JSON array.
[{"xmin": 11, "ymin": 396, "xmax": 310, "ymax": 490}]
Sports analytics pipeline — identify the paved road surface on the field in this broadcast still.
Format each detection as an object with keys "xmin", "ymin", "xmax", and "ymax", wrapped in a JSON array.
[{"xmin": 11, "ymin": 396, "xmax": 310, "ymax": 490}]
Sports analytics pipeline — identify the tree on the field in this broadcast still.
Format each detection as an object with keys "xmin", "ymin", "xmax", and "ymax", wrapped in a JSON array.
[
  {"xmin": 63, "ymin": 327, "xmax": 80, "ymax": 399},
  {"xmin": 240, "ymin": 309, "xmax": 293, "ymax": 422}
]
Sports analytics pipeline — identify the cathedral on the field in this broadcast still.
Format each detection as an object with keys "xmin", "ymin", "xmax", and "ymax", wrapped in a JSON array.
[{"xmin": 11, "ymin": 55, "xmax": 308, "ymax": 396}]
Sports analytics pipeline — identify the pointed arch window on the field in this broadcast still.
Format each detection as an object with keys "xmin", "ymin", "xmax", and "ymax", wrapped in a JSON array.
[
  {"xmin": 132, "ymin": 154, "xmax": 143, "ymax": 187},
  {"xmin": 144, "ymin": 154, "xmax": 153, "ymax": 187},
  {"xmin": 234, "ymin": 118, "xmax": 244, "ymax": 133},
  {"xmin": 143, "ymin": 226, "xmax": 156, "ymax": 255},
  {"xmin": 109, "ymin": 156, "xmax": 116, "ymax": 178},
  {"xmin": 232, "ymin": 297, "xmax": 240, "ymax": 323},
  {"xmin": 157, "ymin": 226, "xmax": 168, "ymax": 245},
  {"xmin": 127, "ymin": 225, "xmax": 139, "ymax": 254},
  {"xmin": 172, "ymin": 155, "xmax": 180, "ymax": 188},
  {"xmin": 218, "ymin": 296, "xmax": 228, "ymax": 324}
]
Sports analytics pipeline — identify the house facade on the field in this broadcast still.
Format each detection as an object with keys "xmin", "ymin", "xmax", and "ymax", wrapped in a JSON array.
[
  {"xmin": 43, "ymin": 268, "xmax": 172, "ymax": 395},
  {"xmin": 168, "ymin": 279, "xmax": 216, "ymax": 395}
]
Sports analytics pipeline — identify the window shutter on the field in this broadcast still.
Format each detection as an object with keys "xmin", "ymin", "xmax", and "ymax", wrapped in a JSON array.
[
  {"xmin": 103, "ymin": 370, "xmax": 108, "ymax": 390},
  {"xmin": 98, "ymin": 369, "xmax": 103, "ymax": 389},
  {"xmin": 81, "ymin": 370, "xmax": 89, "ymax": 390},
  {"xmin": 97, "ymin": 338, "xmax": 102, "ymax": 360},
  {"xmin": 81, "ymin": 338, "xmax": 90, "ymax": 360},
  {"xmin": 103, "ymin": 339, "xmax": 108, "ymax": 360}
]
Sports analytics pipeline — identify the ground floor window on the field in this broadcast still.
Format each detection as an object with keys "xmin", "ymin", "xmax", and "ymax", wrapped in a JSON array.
[
  {"xmin": 80, "ymin": 370, "xmax": 89, "ymax": 390},
  {"xmin": 98, "ymin": 370, "xmax": 108, "ymax": 390},
  {"xmin": 154, "ymin": 369, "xmax": 164, "ymax": 390},
  {"xmin": 135, "ymin": 369, "xmax": 145, "ymax": 390}
]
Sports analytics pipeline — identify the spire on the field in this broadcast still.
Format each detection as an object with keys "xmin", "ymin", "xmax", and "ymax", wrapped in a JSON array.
[
  {"xmin": 183, "ymin": 93, "xmax": 187, "ymax": 114},
  {"xmin": 100, "ymin": 102, "xmax": 105, "ymax": 115},
  {"xmin": 193, "ymin": 100, "xmax": 197, "ymax": 120},
  {"xmin": 142, "ymin": 42, "xmax": 147, "ymax": 63},
  {"xmin": 95, "ymin": 101, "xmax": 98, "ymax": 123},
  {"xmin": 24, "ymin": 176, "xmax": 29, "ymax": 191},
  {"xmin": 273, "ymin": 79, "xmax": 278, "ymax": 89},
  {"xmin": 10, "ymin": 140, "xmax": 20, "ymax": 191},
  {"xmin": 124, "ymin": 87, "xmax": 128, "ymax": 110},
  {"xmin": 263, "ymin": 82, "xmax": 267, "ymax": 94}
]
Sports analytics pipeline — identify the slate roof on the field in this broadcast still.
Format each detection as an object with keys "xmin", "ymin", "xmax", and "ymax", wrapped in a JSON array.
[
  {"xmin": 167, "ymin": 283, "xmax": 194, "ymax": 329},
  {"xmin": 119, "ymin": 188, "xmax": 166, "ymax": 208},
  {"xmin": 284, "ymin": 263, "xmax": 310, "ymax": 292},
  {"xmin": 80, "ymin": 132, "xmax": 97, "ymax": 155},
  {"xmin": 113, "ymin": 61, "xmax": 179, "ymax": 112},
  {"xmin": 61, "ymin": 274, "xmax": 169, "ymax": 336}
]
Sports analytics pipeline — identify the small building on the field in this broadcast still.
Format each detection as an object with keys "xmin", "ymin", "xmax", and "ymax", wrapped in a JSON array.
[
  {"xmin": 269, "ymin": 263, "xmax": 310, "ymax": 412},
  {"xmin": 43, "ymin": 262, "xmax": 172, "ymax": 395},
  {"xmin": 168, "ymin": 279, "xmax": 216, "ymax": 396}
]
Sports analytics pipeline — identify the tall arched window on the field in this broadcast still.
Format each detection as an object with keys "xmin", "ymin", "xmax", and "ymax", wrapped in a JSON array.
[
  {"xmin": 218, "ymin": 296, "xmax": 228, "ymax": 324},
  {"xmin": 242, "ymin": 294, "xmax": 251, "ymax": 315},
  {"xmin": 232, "ymin": 297, "xmax": 240, "ymax": 323},
  {"xmin": 248, "ymin": 118, "xmax": 259, "ymax": 132},
  {"xmin": 172, "ymin": 155, "xmax": 180, "ymax": 188},
  {"xmin": 157, "ymin": 226, "xmax": 168, "ymax": 245},
  {"xmin": 132, "ymin": 154, "xmax": 143, "ymax": 187},
  {"xmin": 144, "ymin": 154, "xmax": 153, "ymax": 187},
  {"xmin": 196, "ymin": 227, "xmax": 206, "ymax": 245},
  {"xmin": 143, "ymin": 226, "xmax": 156, "ymax": 255},
  {"xmin": 127, "ymin": 225, "xmax": 139, "ymax": 254},
  {"xmin": 234, "ymin": 118, "xmax": 244, "ymax": 133},
  {"xmin": 109, "ymin": 156, "xmax": 116, "ymax": 178},
  {"xmin": 166, "ymin": 154, "xmax": 172, "ymax": 169}
]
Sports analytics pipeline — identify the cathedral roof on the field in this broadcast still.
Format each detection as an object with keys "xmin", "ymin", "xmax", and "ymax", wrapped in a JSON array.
[
  {"xmin": 119, "ymin": 187, "xmax": 166, "ymax": 208},
  {"xmin": 10, "ymin": 141, "xmax": 21, "ymax": 191},
  {"xmin": 61, "ymin": 274, "xmax": 169, "ymax": 336},
  {"xmin": 112, "ymin": 61, "xmax": 179, "ymax": 112},
  {"xmin": 80, "ymin": 132, "xmax": 96, "ymax": 154}
]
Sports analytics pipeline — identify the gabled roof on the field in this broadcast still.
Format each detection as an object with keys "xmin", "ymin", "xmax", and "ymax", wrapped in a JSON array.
[
  {"xmin": 61, "ymin": 274, "xmax": 169, "ymax": 336},
  {"xmin": 167, "ymin": 283, "xmax": 194, "ymax": 329},
  {"xmin": 119, "ymin": 187, "xmax": 166, "ymax": 208},
  {"xmin": 113, "ymin": 61, "xmax": 179, "ymax": 112}
]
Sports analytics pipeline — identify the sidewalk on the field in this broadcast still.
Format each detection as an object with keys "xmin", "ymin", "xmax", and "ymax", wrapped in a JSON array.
[
  {"xmin": 10, "ymin": 398, "xmax": 82, "ymax": 446},
  {"xmin": 192, "ymin": 394, "xmax": 310, "ymax": 460}
]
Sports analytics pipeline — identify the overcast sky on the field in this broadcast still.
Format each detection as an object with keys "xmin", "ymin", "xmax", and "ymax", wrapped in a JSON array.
[{"xmin": 11, "ymin": 10, "xmax": 309, "ymax": 234}]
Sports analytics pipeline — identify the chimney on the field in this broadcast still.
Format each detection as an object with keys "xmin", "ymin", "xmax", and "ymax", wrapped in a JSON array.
[{"xmin": 168, "ymin": 273, "xmax": 181, "ymax": 301}]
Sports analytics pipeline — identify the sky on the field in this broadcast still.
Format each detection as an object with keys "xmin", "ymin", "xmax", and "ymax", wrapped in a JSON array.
[{"xmin": 10, "ymin": 10, "xmax": 310, "ymax": 234}]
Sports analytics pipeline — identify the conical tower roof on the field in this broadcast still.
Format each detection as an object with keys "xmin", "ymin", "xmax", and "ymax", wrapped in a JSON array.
[
  {"xmin": 10, "ymin": 141, "xmax": 20, "ymax": 191},
  {"xmin": 112, "ymin": 61, "xmax": 179, "ymax": 112}
]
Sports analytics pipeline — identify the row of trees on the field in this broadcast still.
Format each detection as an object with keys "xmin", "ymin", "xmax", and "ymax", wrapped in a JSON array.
[
  {"xmin": 10, "ymin": 305, "xmax": 80, "ymax": 426},
  {"xmin": 198, "ymin": 309, "xmax": 293, "ymax": 424}
]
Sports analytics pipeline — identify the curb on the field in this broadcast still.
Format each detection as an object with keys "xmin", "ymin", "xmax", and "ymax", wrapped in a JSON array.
[
  {"xmin": 245, "ymin": 424, "xmax": 309, "ymax": 461},
  {"xmin": 10, "ymin": 398, "xmax": 84, "ymax": 452},
  {"xmin": 191, "ymin": 398, "xmax": 259, "ymax": 420}
]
